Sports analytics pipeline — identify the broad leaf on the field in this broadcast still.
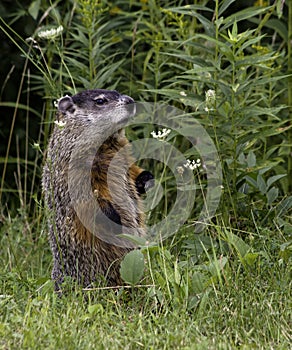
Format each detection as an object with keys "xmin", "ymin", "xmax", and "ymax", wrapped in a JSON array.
[{"xmin": 120, "ymin": 250, "xmax": 145, "ymax": 285}]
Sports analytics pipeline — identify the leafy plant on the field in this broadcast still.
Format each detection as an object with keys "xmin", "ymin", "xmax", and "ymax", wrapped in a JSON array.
[
  {"xmin": 120, "ymin": 249, "xmax": 145, "ymax": 285},
  {"xmin": 139, "ymin": 1, "xmax": 291, "ymax": 229}
]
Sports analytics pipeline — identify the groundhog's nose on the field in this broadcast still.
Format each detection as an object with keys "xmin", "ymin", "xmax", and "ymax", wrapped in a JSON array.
[{"xmin": 120, "ymin": 95, "xmax": 135, "ymax": 105}]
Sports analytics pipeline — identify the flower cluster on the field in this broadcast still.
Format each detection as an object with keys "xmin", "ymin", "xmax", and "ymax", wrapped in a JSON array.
[
  {"xmin": 176, "ymin": 166, "xmax": 185, "ymax": 175},
  {"xmin": 151, "ymin": 128, "xmax": 171, "ymax": 140},
  {"xmin": 38, "ymin": 25, "xmax": 63, "ymax": 40},
  {"xmin": 204, "ymin": 89, "xmax": 216, "ymax": 112},
  {"xmin": 205, "ymin": 89, "xmax": 216, "ymax": 102},
  {"xmin": 184, "ymin": 159, "xmax": 201, "ymax": 171}
]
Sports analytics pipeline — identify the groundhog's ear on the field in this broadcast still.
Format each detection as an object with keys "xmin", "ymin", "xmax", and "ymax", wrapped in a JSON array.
[{"xmin": 58, "ymin": 95, "xmax": 75, "ymax": 114}]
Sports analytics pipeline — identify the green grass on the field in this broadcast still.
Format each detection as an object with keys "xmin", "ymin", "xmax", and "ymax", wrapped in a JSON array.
[
  {"xmin": 0, "ymin": 1, "xmax": 291, "ymax": 349},
  {"xmin": 0, "ymin": 214, "xmax": 291, "ymax": 349}
]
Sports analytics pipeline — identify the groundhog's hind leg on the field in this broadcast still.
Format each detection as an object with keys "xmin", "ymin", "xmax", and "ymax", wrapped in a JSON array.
[{"xmin": 51, "ymin": 261, "xmax": 64, "ymax": 292}]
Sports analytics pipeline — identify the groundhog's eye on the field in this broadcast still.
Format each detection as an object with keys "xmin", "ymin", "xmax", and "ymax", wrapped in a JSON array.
[{"xmin": 94, "ymin": 98, "xmax": 107, "ymax": 105}]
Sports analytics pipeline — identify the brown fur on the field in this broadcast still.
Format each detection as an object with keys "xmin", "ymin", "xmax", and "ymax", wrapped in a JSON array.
[{"xmin": 42, "ymin": 89, "xmax": 152, "ymax": 290}]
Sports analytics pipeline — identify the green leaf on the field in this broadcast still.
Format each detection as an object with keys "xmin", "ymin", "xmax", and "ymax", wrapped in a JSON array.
[
  {"xmin": 120, "ymin": 250, "xmax": 145, "ymax": 285},
  {"xmin": 246, "ymin": 151, "xmax": 256, "ymax": 168},
  {"xmin": 222, "ymin": 6, "xmax": 273, "ymax": 30},
  {"xmin": 207, "ymin": 256, "xmax": 228, "ymax": 276},
  {"xmin": 167, "ymin": 5, "xmax": 212, "ymax": 15},
  {"xmin": 265, "ymin": 18, "xmax": 287, "ymax": 41},
  {"xmin": 166, "ymin": 7, "xmax": 215, "ymax": 36},
  {"xmin": 279, "ymin": 241, "xmax": 292, "ymax": 262},
  {"xmin": 242, "ymin": 252, "xmax": 259, "ymax": 266},
  {"xmin": 238, "ymin": 152, "xmax": 245, "ymax": 165},
  {"xmin": 277, "ymin": 196, "xmax": 292, "ymax": 216},
  {"xmin": 191, "ymin": 272, "xmax": 209, "ymax": 294},
  {"xmin": 257, "ymin": 174, "xmax": 267, "ymax": 195},
  {"xmin": 28, "ymin": 0, "xmax": 41, "ymax": 20},
  {"xmin": 218, "ymin": 0, "xmax": 237, "ymax": 17},
  {"xmin": 231, "ymin": 21, "xmax": 238, "ymax": 38},
  {"xmin": 235, "ymin": 52, "xmax": 276, "ymax": 67},
  {"xmin": 239, "ymin": 34, "xmax": 265, "ymax": 52},
  {"xmin": 276, "ymin": 0, "xmax": 284, "ymax": 19},
  {"xmin": 267, "ymin": 187, "xmax": 279, "ymax": 206},
  {"xmin": 88, "ymin": 304, "xmax": 104, "ymax": 315},
  {"xmin": 266, "ymin": 174, "xmax": 286, "ymax": 189},
  {"xmin": 223, "ymin": 230, "xmax": 251, "ymax": 258}
]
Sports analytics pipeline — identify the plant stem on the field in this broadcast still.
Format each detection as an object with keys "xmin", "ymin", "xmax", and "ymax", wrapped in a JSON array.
[{"xmin": 288, "ymin": 0, "xmax": 292, "ymax": 193}]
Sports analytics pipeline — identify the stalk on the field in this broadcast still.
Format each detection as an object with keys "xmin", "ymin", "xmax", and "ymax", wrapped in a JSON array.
[{"xmin": 288, "ymin": 0, "xmax": 292, "ymax": 193}]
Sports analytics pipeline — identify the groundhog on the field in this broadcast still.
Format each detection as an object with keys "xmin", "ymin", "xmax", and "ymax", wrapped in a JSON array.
[{"xmin": 42, "ymin": 89, "xmax": 153, "ymax": 290}]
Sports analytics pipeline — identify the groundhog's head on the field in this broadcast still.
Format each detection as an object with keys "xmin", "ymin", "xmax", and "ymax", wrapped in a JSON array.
[{"xmin": 57, "ymin": 89, "xmax": 135, "ymax": 127}]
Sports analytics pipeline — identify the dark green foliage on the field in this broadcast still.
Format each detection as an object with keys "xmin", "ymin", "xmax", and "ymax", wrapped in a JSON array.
[{"xmin": 0, "ymin": 0, "xmax": 291, "ymax": 222}]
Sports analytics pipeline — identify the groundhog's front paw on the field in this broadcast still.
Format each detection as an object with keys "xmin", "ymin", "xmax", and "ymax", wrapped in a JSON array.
[{"xmin": 136, "ymin": 171, "xmax": 154, "ymax": 195}]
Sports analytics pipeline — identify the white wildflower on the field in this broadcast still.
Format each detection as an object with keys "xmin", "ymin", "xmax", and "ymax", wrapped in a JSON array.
[
  {"xmin": 32, "ymin": 142, "xmax": 41, "ymax": 151},
  {"xmin": 180, "ymin": 91, "xmax": 187, "ymax": 96},
  {"xmin": 151, "ymin": 128, "xmax": 171, "ymax": 141},
  {"xmin": 205, "ymin": 89, "xmax": 215, "ymax": 99},
  {"xmin": 176, "ymin": 166, "xmax": 185, "ymax": 175},
  {"xmin": 54, "ymin": 120, "xmax": 66, "ymax": 129},
  {"xmin": 38, "ymin": 25, "xmax": 63, "ymax": 40},
  {"xmin": 26, "ymin": 37, "xmax": 37, "ymax": 44},
  {"xmin": 205, "ymin": 89, "xmax": 216, "ymax": 104},
  {"xmin": 184, "ymin": 158, "xmax": 201, "ymax": 171}
]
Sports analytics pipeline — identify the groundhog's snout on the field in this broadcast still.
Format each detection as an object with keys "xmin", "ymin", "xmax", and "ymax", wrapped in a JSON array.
[
  {"xmin": 119, "ymin": 94, "xmax": 136, "ymax": 119},
  {"xmin": 120, "ymin": 94, "xmax": 135, "ymax": 105}
]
